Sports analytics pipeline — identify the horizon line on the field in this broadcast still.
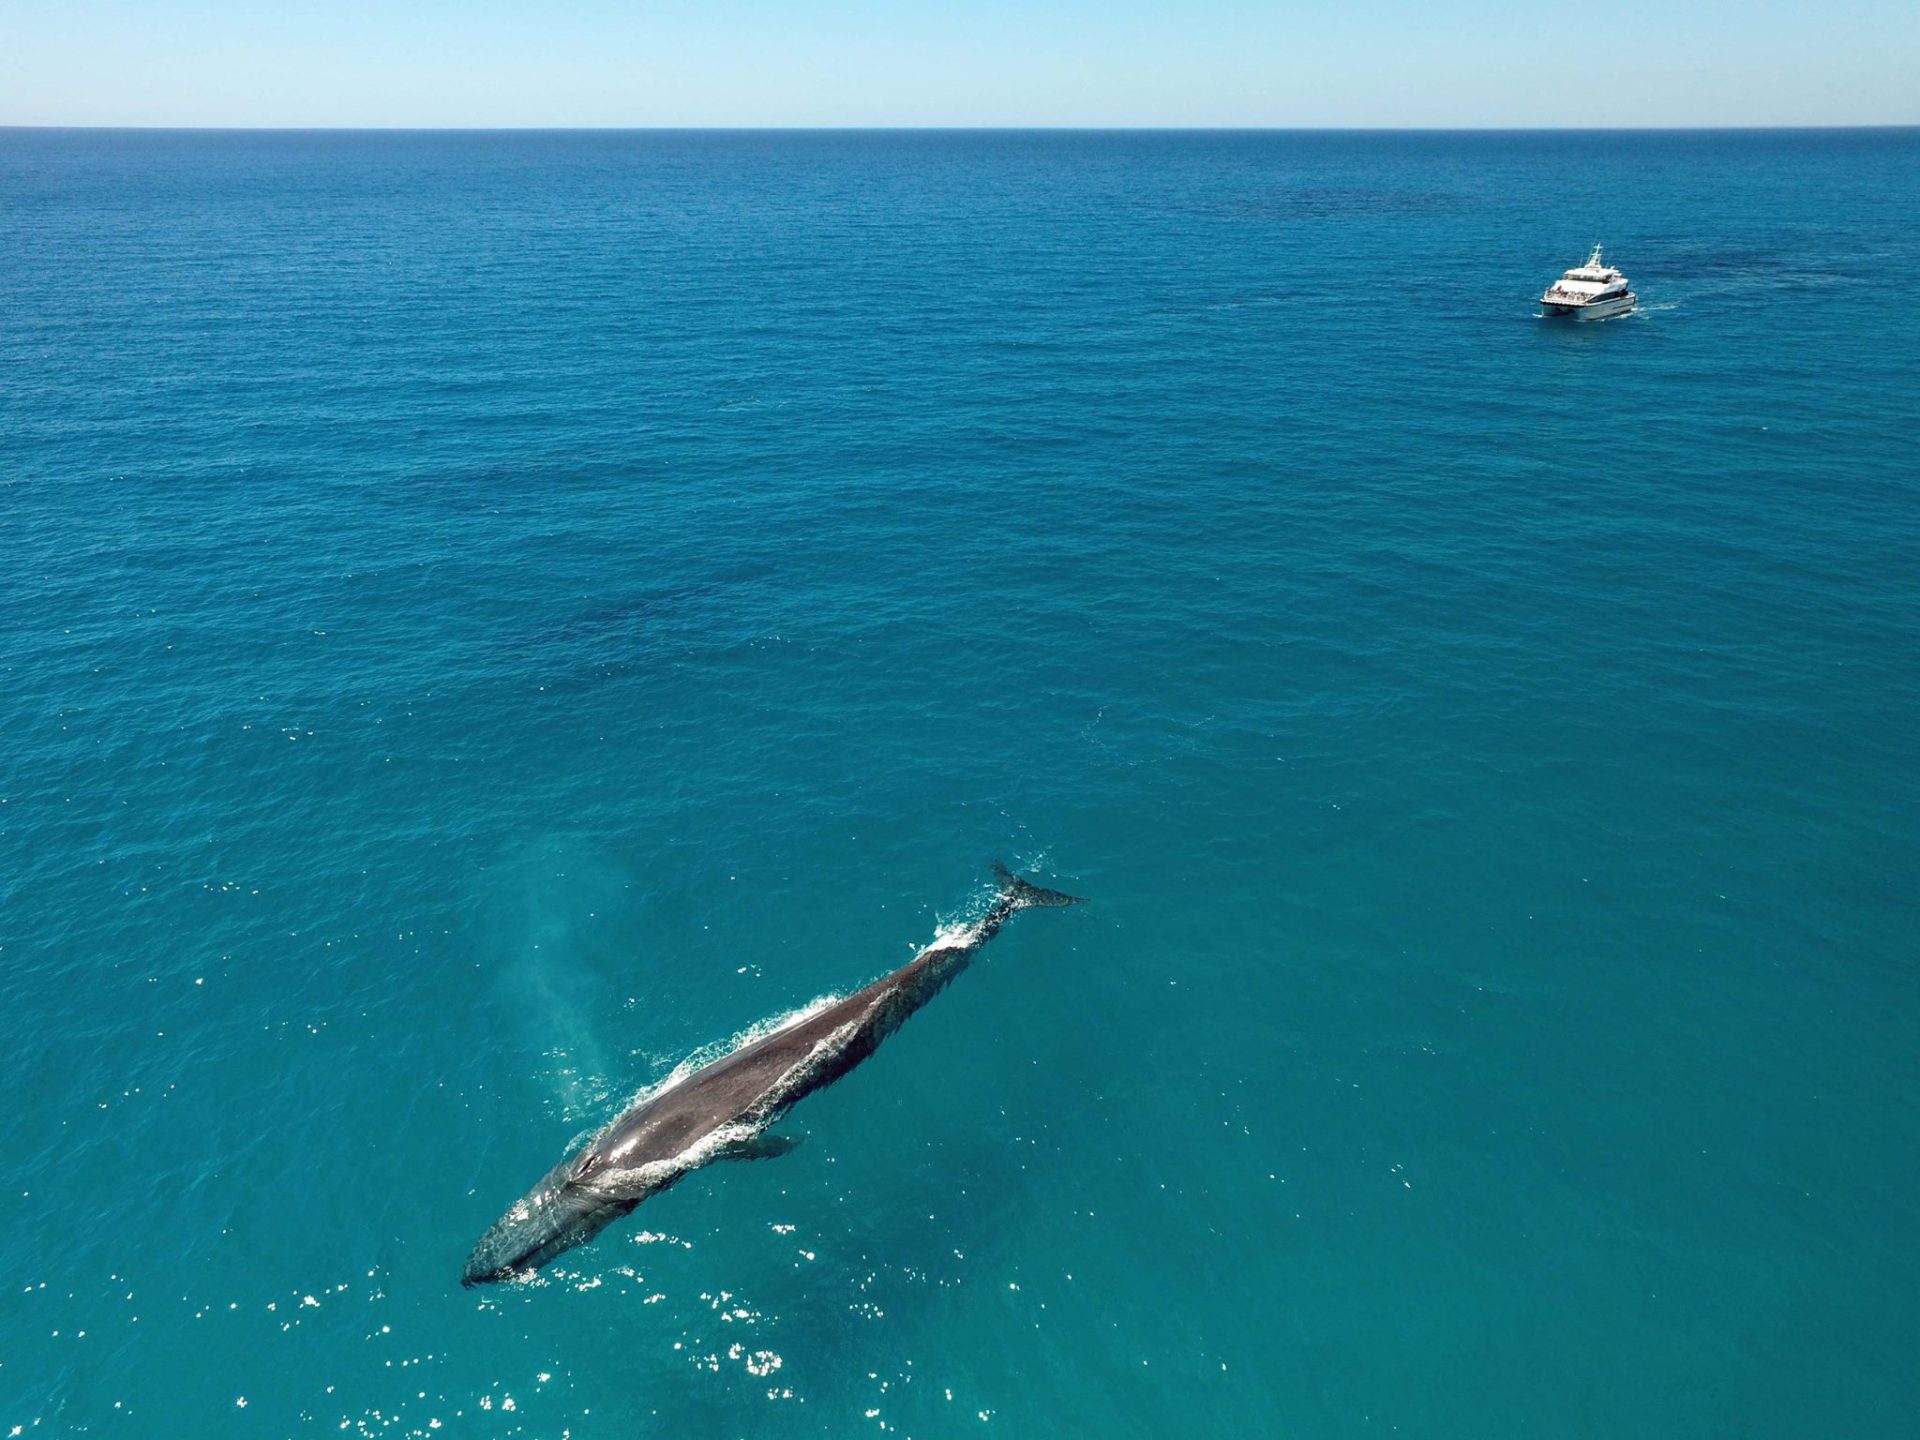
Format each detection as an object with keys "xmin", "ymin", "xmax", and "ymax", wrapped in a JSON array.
[{"xmin": 3, "ymin": 123, "xmax": 1917, "ymax": 135}]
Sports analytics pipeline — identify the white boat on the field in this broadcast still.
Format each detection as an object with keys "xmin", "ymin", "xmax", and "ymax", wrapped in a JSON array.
[{"xmin": 1539, "ymin": 245, "xmax": 1636, "ymax": 320}]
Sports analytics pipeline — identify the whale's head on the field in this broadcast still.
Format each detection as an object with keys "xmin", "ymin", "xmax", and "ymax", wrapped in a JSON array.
[{"xmin": 461, "ymin": 1159, "xmax": 641, "ymax": 1287}]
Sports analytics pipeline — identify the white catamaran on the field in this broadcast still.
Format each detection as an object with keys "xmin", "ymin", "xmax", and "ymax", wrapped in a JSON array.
[{"xmin": 1540, "ymin": 245, "xmax": 1636, "ymax": 320}]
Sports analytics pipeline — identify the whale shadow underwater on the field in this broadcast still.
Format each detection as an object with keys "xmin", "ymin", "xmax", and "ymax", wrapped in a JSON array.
[{"xmin": 463, "ymin": 864, "xmax": 1083, "ymax": 1286}]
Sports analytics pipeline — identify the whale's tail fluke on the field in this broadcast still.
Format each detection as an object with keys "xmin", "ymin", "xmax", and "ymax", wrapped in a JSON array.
[{"xmin": 993, "ymin": 861, "xmax": 1086, "ymax": 910}]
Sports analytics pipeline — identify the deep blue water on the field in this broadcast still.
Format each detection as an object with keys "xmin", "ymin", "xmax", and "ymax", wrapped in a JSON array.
[{"xmin": 3, "ymin": 129, "xmax": 1917, "ymax": 1438}]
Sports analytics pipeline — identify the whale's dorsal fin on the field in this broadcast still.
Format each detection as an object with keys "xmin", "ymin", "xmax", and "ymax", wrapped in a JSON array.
[{"xmin": 992, "ymin": 862, "xmax": 1086, "ymax": 909}]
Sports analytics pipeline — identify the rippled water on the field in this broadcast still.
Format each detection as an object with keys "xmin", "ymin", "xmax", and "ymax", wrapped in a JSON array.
[{"xmin": 3, "ymin": 129, "xmax": 1917, "ymax": 1437}]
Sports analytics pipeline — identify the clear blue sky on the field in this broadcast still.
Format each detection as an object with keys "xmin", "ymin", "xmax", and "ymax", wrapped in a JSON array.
[{"xmin": 2, "ymin": 0, "xmax": 1916, "ymax": 128}]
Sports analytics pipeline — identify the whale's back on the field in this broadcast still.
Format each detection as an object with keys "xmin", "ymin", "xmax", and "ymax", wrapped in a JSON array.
[{"xmin": 579, "ymin": 976, "xmax": 895, "ymax": 1178}]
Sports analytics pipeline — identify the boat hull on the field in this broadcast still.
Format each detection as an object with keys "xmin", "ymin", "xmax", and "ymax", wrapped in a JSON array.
[{"xmin": 1541, "ymin": 291, "xmax": 1637, "ymax": 321}]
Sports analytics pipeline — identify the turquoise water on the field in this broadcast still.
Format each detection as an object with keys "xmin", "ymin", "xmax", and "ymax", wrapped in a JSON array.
[{"xmin": 3, "ymin": 129, "xmax": 1917, "ymax": 1437}]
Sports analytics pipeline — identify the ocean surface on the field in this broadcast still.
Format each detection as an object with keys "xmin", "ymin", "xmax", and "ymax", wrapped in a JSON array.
[{"xmin": 3, "ymin": 129, "xmax": 1917, "ymax": 1438}]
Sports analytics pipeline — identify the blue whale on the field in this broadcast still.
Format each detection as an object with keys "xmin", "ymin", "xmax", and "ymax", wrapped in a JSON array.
[{"xmin": 463, "ymin": 865, "xmax": 1082, "ymax": 1286}]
